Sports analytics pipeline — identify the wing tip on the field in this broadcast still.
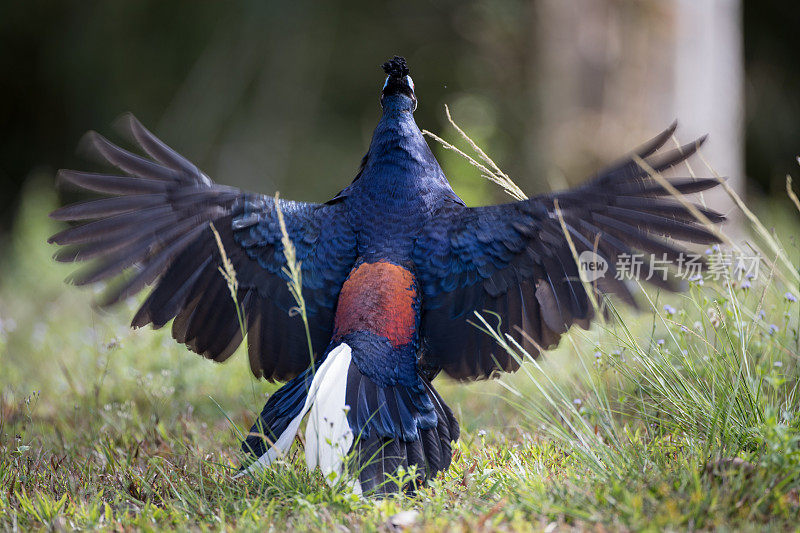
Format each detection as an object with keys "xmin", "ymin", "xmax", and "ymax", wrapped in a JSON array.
[
  {"xmin": 113, "ymin": 112, "xmax": 147, "ymax": 143},
  {"xmin": 76, "ymin": 130, "xmax": 113, "ymax": 166},
  {"xmin": 54, "ymin": 168, "xmax": 76, "ymax": 189},
  {"xmin": 662, "ymin": 119, "xmax": 678, "ymax": 140}
]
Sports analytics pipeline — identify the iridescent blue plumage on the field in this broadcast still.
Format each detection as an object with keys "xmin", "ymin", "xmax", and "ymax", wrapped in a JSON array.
[{"xmin": 50, "ymin": 55, "xmax": 725, "ymax": 493}]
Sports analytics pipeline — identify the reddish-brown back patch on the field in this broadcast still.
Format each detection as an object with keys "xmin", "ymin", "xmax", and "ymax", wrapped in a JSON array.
[{"xmin": 333, "ymin": 261, "xmax": 417, "ymax": 347}]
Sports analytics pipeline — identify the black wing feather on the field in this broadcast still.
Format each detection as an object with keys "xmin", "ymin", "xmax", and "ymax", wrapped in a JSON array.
[
  {"xmin": 415, "ymin": 124, "xmax": 725, "ymax": 380},
  {"xmin": 49, "ymin": 115, "xmax": 357, "ymax": 381}
]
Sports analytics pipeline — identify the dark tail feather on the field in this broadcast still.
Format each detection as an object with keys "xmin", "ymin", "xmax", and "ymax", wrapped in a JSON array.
[
  {"xmin": 346, "ymin": 367, "xmax": 460, "ymax": 495},
  {"xmin": 241, "ymin": 367, "xmax": 314, "ymax": 460}
]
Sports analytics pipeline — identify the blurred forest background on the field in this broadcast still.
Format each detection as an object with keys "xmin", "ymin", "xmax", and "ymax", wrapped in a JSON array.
[{"xmin": 0, "ymin": 0, "xmax": 798, "ymax": 245}]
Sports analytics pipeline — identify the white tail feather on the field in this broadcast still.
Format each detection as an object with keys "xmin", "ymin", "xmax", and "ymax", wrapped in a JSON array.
[
  {"xmin": 234, "ymin": 344, "xmax": 361, "ymax": 492},
  {"xmin": 305, "ymin": 343, "xmax": 354, "ymax": 486},
  {"xmin": 233, "ymin": 344, "xmax": 350, "ymax": 479}
]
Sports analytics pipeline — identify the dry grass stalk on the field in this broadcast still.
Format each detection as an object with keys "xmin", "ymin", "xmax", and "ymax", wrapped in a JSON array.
[{"xmin": 274, "ymin": 192, "xmax": 315, "ymax": 367}]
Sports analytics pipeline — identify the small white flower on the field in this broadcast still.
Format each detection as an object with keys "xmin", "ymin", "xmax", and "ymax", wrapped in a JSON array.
[
  {"xmin": 774, "ymin": 361, "xmax": 783, "ymax": 368},
  {"xmin": 689, "ymin": 274, "xmax": 704, "ymax": 286}
]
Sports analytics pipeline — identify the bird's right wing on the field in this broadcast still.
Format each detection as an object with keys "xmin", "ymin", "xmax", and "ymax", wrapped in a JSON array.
[{"xmin": 49, "ymin": 115, "xmax": 357, "ymax": 381}]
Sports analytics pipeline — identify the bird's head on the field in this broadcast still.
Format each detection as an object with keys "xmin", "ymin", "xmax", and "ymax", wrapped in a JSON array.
[{"xmin": 380, "ymin": 56, "xmax": 417, "ymax": 113}]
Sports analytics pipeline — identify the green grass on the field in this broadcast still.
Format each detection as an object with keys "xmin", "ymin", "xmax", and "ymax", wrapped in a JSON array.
[{"xmin": 1, "ymin": 177, "xmax": 799, "ymax": 531}]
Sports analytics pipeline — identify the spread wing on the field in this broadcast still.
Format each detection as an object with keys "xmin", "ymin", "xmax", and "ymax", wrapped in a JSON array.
[
  {"xmin": 49, "ymin": 115, "xmax": 357, "ymax": 381},
  {"xmin": 414, "ymin": 124, "xmax": 726, "ymax": 379}
]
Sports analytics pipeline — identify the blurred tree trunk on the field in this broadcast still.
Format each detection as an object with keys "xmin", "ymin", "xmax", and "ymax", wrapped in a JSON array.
[
  {"xmin": 534, "ymin": 0, "xmax": 742, "ymax": 229},
  {"xmin": 673, "ymin": 0, "xmax": 742, "ymax": 226}
]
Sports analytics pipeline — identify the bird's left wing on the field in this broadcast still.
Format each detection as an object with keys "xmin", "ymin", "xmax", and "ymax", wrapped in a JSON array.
[
  {"xmin": 414, "ymin": 124, "xmax": 725, "ymax": 379},
  {"xmin": 49, "ymin": 115, "xmax": 357, "ymax": 381}
]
